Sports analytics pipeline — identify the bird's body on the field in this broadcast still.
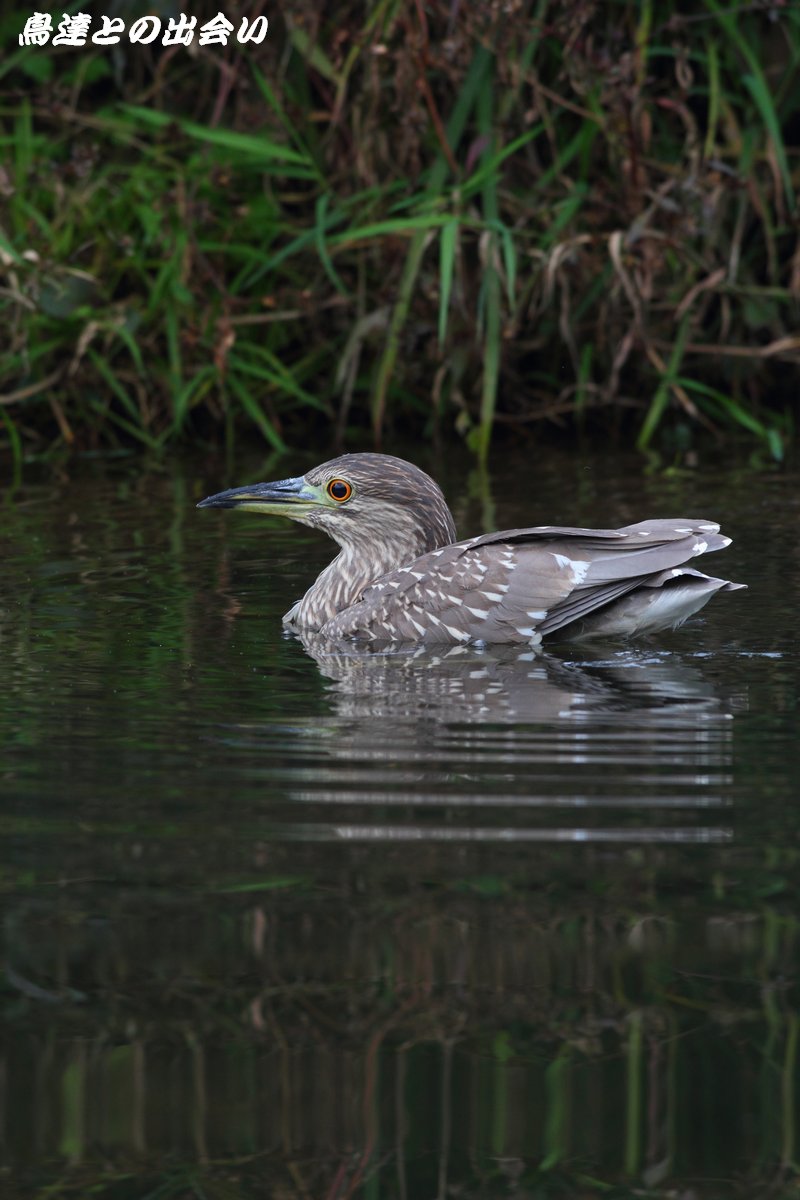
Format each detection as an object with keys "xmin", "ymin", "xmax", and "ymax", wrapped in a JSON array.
[{"xmin": 198, "ymin": 452, "xmax": 744, "ymax": 645}]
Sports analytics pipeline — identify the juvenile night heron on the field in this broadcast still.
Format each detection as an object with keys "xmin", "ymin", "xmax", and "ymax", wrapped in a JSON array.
[{"xmin": 197, "ymin": 452, "xmax": 744, "ymax": 644}]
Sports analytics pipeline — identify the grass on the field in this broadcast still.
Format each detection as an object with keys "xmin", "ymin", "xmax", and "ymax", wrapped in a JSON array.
[{"xmin": 0, "ymin": 2, "xmax": 798, "ymax": 464}]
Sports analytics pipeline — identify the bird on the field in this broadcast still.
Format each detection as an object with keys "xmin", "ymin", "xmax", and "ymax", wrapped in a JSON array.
[{"xmin": 197, "ymin": 452, "xmax": 745, "ymax": 645}]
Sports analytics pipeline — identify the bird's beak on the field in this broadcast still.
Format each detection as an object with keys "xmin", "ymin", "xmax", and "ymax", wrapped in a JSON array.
[{"xmin": 197, "ymin": 474, "xmax": 321, "ymax": 516}]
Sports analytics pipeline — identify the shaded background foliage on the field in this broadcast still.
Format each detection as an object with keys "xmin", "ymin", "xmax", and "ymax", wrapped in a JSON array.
[{"xmin": 0, "ymin": 0, "xmax": 798, "ymax": 462}]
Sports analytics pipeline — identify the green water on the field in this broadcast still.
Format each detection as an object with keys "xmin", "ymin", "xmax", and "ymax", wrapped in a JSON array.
[{"xmin": 2, "ymin": 446, "xmax": 799, "ymax": 1199}]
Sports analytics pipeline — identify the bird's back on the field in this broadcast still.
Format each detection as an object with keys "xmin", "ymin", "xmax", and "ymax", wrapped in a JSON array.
[{"xmin": 319, "ymin": 519, "xmax": 745, "ymax": 644}]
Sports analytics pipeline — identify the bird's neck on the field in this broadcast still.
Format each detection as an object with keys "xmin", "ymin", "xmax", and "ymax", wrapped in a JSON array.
[{"xmin": 286, "ymin": 526, "xmax": 440, "ymax": 632}]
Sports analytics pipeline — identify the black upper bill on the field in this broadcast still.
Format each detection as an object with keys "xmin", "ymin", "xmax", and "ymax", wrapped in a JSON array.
[{"xmin": 196, "ymin": 476, "xmax": 312, "ymax": 509}]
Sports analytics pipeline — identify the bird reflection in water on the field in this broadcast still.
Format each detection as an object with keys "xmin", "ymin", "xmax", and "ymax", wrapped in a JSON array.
[
  {"xmin": 240, "ymin": 632, "xmax": 740, "ymax": 848},
  {"xmin": 294, "ymin": 628, "xmax": 736, "ymax": 724}
]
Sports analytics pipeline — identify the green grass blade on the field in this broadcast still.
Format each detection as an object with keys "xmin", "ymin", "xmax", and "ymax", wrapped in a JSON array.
[
  {"xmin": 474, "ymin": 61, "xmax": 501, "ymax": 465},
  {"xmin": 497, "ymin": 220, "xmax": 517, "ymax": 308},
  {"xmin": 113, "ymin": 323, "xmax": 145, "ymax": 375},
  {"xmin": 675, "ymin": 376, "xmax": 784, "ymax": 461},
  {"xmin": 227, "ymin": 375, "xmax": 287, "ymax": 452},
  {"xmin": 704, "ymin": 0, "xmax": 794, "ymax": 207},
  {"xmin": 172, "ymin": 366, "xmax": 217, "ymax": 430},
  {"xmin": 742, "ymin": 72, "xmax": 794, "ymax": 208},
  {"xmin": 249, "ymin": 64, "xmax": 320, "ymax": 177},
  {"xmin": 315, "ymin": 194, "xmax": 349, "ymax": 296},
  {"xmin": 330, "ymin": 214, "xmax": 452, "ymax": 246},
  {"xmin": 119, "ymin": 105, "xmax": 312, "ymax": 170},
  {"xmin": 460, "ymin": 124, "xmax": 544, "ymax": 200},
  {"xmin": 370, "ymin": 229, "xmax": 430, "ymax": 439},
  {"xmin": 476, "ymin": 263, "xmax": 501, "ymax": 463},
  {"xmin": 287, "ymin": 22, "xmax": 342, "ymax": 86},
  {"xmin": 438, "ymin": 218, "xmax": 458, "ymax": 346},
  {"xmin": 88, "ymin": 349, "xmax": 144, "ymax": 424},
  {"xmin": 704, "ymin": 37, "xmax": 720, "ymax": 161},
  {"xmin": 84, "ymin": 391, "xmax": 160, "ymax": 450},
  {"xmin": 439, "ymin": 44, "xmax": 493, "ymax": 183},
  {"xmin": 542, "ymin": 185, "xmax": 589, "ymax": 248},
  {"xmin": 232, "ymin": 345, "xmax": 330, "ymax": 413},
  {"xmin": 0, "ymin": 226, "xmax": 22, "ymax": 263},
  {"xmin": 637, "ymin": 316, "xmax": 691, "ymax": 450},
  {"xmin": 165, "ymin": 306, "xmax": 183, "ymax": 426}
]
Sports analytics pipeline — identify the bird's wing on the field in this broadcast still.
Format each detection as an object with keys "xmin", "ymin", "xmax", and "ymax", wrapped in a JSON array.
[
  {"xmin": 321, "ymin": 537, "xmax": 539, "ymax": 642},
  {"xmin": 482, "ymin": 519, "xmax": 732, "ymax": 637},
  {"xmin": 322, "ymin": 520, "xmax": 733, "ymax": 644}
]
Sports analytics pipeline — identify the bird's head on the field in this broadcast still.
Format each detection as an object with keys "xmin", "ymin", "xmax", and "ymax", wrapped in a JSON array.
[{"xmin": 197, "ymin": 452, "xmax": 457, "ymax": 559}]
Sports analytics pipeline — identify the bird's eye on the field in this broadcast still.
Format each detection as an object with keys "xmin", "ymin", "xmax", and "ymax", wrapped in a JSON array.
[{"xmin": 327, "ymin": 478, "xmax": 352, "ymax": 502}]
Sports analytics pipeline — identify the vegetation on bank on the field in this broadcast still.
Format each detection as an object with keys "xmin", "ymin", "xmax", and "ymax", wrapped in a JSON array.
[{"xmin": 0, "ymin": 1, "xmax": 798, "ymax": 464}]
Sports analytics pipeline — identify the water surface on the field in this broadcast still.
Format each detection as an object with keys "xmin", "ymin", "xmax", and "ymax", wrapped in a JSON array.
[{"xmin": 1, "ymin": 446, "xmax": 798, "ymax": 1198}]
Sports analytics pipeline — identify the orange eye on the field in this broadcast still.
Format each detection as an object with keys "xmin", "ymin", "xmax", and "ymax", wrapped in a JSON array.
[{"xmin": 327, "ymin": 478, "xmax": 352, "ymax": 502}]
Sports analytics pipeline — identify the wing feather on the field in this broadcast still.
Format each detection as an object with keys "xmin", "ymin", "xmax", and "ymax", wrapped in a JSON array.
[{"xmin": 321, "ymin": 519, "xmax": 741, "ymax": 643}]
